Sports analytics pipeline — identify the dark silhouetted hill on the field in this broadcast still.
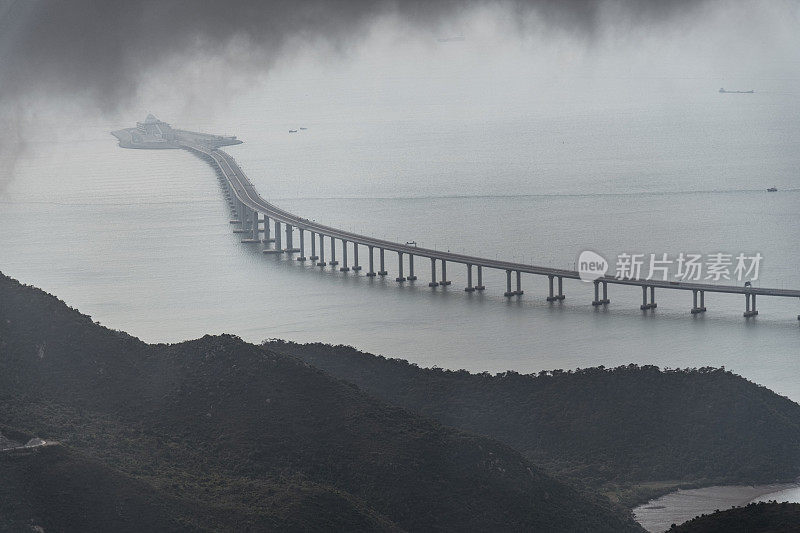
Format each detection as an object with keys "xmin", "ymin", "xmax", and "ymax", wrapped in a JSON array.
[
  {"xmin": 0, "ymin": 272, "xmax": 641, "ymax": 531},
  {"xmin": 0, "ymin": 437, "xmax": 202, "ymax": 532},
  {"xmin": 670, "ymin": 502, "xmax": 800, "ymax": 532},
  {"xmin": 270, "ymin": 341, "xmax": 800, "ymax": 501}
]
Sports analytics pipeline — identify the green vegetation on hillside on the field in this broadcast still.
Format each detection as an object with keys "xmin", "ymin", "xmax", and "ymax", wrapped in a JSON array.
[
  {"xmin": 0, "ymin": 273, "xmax": 641, "ymax": 531},
  {"xmin": 270, "ymin": 341, "xmax": 800, "ymax": 505}
]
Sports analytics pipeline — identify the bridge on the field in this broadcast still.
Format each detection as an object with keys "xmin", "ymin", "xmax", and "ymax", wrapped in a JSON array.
[{"xmin": 113, "ymin": 119, "xmax": 800, "ymax": 320}]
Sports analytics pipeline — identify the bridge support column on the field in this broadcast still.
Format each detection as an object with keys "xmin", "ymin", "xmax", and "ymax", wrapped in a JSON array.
[
  {"xmin": 297, "ymin": 229, "xmax": 307, "ymax": 261},
  {"xmin": 440, "ymin": 260, "xmax": 451, "ymax": 285},
  {"xmin": 317, "ymin": 234, "xmax": 326, "ymax": 266},
  {"xmin": 230, "ymin": 200, "xmax": 241, "ymax": 225},
  {"xmin": 558, "ymin": 276, "xmax": 564, "ymax": 300},
  {"xmin": 592, "ymin": 280, "xmax": 604, "ymax": 306},
  {"xmin": 428, "ymin": 258, "xmax": 439, "ymax": 287},
  {"xmin": 262, "ymin": 217, "xmax": 281, "ymax": 253},
  {"xmin": 504, "ymin": 270, "xmax": 514, "ymax": 297},
  {"xmin": 285, "ymin": 224, "xmax": 294, "ymax": 251},
  {"xmin": 329, "ymin": 236, "xmax": 338, "ymax": 266},
  {"xmin": 396, "ymin": 252, "xmax": 406, "ymax": 282},
  {"xmin": 690, "ymin": 289, "xmax": 706, "ymax": 314},
  {"xmin": 593, "ymin": 281, "xmax": 610, "ymax": 305},
  {"xmin": 640, "ymin": 286, "xmax": 656, "ymax": 310},
  {"xmin": 310, "ymin": 231, "xmax": 318, "ymax": 261},
  {"xmin": 547, "ymin": 275, "xmax": 567, "ymax": 301},
  {"xmin": 262, "ymin": 215, "xmax": 273, "ymax": 242},
  {"xmin": 407, "ymin": 255, "xmax": 416, "ymax": 280},
  {"xmin": 340, "ymin": 241, "xmax": 350, "ymax": 272},
  {"xmin": 352, "ymin": 244, "xmax": 361, "ymax": 271},
  {"xmin": 475, "ymin": 266, "xmax": 485, "ymax": 291},
  {"xmin": 465, "ymin": 264, "xmax": 475, "ymax": 292},
  {"xmin": 240, "ymin": 208, "xmax": 260, "ymax": 241},
  {"xmin": 274, "ymin": 220, "xmax": 283, "ymax": 251},
  {"xmin": 515, "ymin": 271, "xmax": 523, "ymax": 295},
  {"xmin": 378, "ymin": 249, "xmax": 387, "ymax": 276},
  {"xmin": 233, "ymin": 203, "xmax": 250, "ymax": 233},
  {"xmin": 366, "ymin": 246, "xmax": 376, "ymax": 277},
  {"xmin": 744, "ymin": 293, "xmax": 758, "ymax": 318}
]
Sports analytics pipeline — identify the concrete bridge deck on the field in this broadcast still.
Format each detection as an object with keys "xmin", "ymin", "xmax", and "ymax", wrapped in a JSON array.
[{"xmin": 179, "ymin": 139, "xmax": 799, "ymax": 319}]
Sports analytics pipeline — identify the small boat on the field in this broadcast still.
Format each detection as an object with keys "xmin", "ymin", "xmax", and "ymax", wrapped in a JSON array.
[
  {"xmin": 288, "ymin": 129, "xmax": 298, "ymax": 133},
  {"xmin": 767, "ymin": 187, "xmax": 778, "ymax": 192},
  {"xmin": 299, "ymin": 127, "xmax": 307, "ymax": 130},
  {"xmin": 719, "ymin": 88, "xmax": 755, "ymax": 94}
]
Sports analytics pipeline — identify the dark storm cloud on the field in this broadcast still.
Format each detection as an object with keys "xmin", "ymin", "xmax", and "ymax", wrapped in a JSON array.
[
  {"xmin": 0, "ymin": 0, "xmax": 707, "ymax": 110},
  {"xmin": 0, "ymin": 0, "xmax": 712, "ymax": 192}
]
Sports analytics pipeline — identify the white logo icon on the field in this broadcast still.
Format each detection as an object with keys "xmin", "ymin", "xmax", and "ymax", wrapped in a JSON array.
[{"xmin": 578, "ymin": 250, "xmax": 608, "ymax": 282}]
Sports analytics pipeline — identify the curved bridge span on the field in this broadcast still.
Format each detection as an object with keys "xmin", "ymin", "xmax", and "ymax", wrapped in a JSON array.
[{"xmin": 180, "ymin": 140, "xmax": 799, "ymax": 320}]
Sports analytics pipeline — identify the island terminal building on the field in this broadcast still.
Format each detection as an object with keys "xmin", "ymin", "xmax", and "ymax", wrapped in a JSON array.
[{"xmin": 112, "ymin": 114, "xmax": 241, "ymax": 149}]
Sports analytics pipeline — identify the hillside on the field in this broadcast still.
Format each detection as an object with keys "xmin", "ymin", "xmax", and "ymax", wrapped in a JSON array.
[
  {"xmin": 670, "ymin": 502, "xmax": 800, "ymax": 532},
  {"xmin": 0, "ymin": 437, "xmax": 204, "ymax": 532},
  {"xmin": 270, "ymin": 341, "xmax": 800, "ymax": 504},
  {"xmin": 0, "ymin": 272, "xmax": 641, "ymax": 531}
]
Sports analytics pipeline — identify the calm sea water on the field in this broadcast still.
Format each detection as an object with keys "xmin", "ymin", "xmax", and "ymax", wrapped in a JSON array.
[{"xmin": 1, "ymin": 77, "xmax": 798, "ymax": 405}]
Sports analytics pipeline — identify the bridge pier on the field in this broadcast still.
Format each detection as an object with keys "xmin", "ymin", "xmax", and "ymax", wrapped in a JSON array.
[
  {"xmin": 317, "ymin": 233, "xmax": 326, "ymax": 266},
  {"xmin": 515, "ymin": 271, "xmax": 523, "ymax": 296},
  {"xmin": 262, "ymin": 215, "xmax": 273, "ymax": 243},
  {"xmin": 640, "ymin": 286, "xmax": 657, "ymax": 310},
  {"xmin": 428, "ymin": 257, "xmax": 439, "ymax": 287},
  {"xmin": 232, "ymin": 203, "xmax": 250, "ymax": 233},
  {"xmin": 329, "ymin": 236, "xmax": 338, "ymax": 266},
  {"xmin": 263, "ymin": 219, "xmax": 282, "ymax": 254},
  {"xmin": 297, "ymin": 229, "xmax": 307, "ymax": 261},
  {"xmin": 366, "ymin": 246, "xmax": 376, "ymax": 277},
  {"xmin": 378, "ymin": 249, "xmax": 387, "ymax": 276},
  {"xmin": 240, "ymin": 208, "xmax": 261, "ymax": 242},
  {"xmin": 396, "ymin": 252, "xmax": 406, "ymax": 282},
  {"xmin": 547, "ymin": 275, "xmax": 566, "ymax": 301},
  {"xmin": 690, "ymin": 289, "xmax": 707, "ymax": 314},
  {"xmin": 328, "ymin": 237, "xmax": 339, "ymax": 266},
  {"xmin": 352, "ymin": 243, "xmax": 361, "ymax": 271},
  {"xmin": 230, "ymin": 200, "xmax": 240, "ymax": 225},
  {"xmin": 407, "ymin": 254, "xmax": 416, "ymax": 280},
  {"xmin": 272, "ymin": 220, "xmax": 283, "ymax": 251},
  {"xmin": 440, "ymin": 260, "xmax": 451, "ymax": 285},
  {"xmin": 744, "ymin": 293, "xmax": 758, "ymax": 318},
  {"xmin": 284, "ymin": 224, "xmax": 295, "ymax": 252},
  {"xmin": 591, "ymin": 280, "xmax": 609, "ymax": 305},
  {"xmin": 465, "ymin": 264, "xmax": 475, "ymax": 292},
  {"xmin": 504, "ymin": 270, "xmax": 514, "ymax": 297},
  {"xmin": 475, "ymin": 266, "xmax": 485, "ymax": 291},
  {"xmin": 340, "ymin": 240, "xmax": 350, "ymax": 271},
  {"xmin": 309, "ymin": 231, "xmax": 318, "ymax": 261}
]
